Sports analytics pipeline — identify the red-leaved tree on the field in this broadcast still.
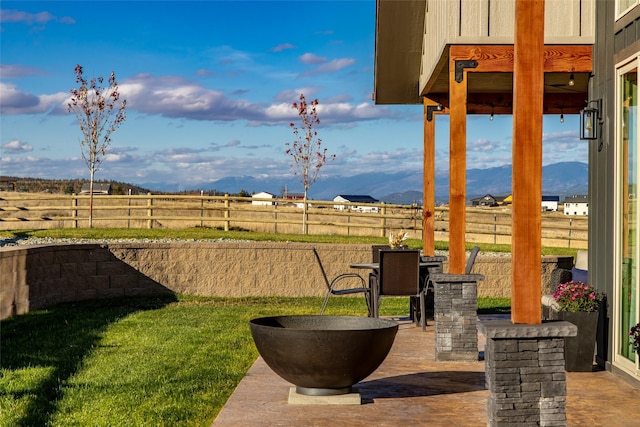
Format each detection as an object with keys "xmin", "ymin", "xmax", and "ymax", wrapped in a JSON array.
[
  {"xmin": 68, "ymin": 65, "xmax": 126, "ymax": 228},
  {"xmin": 285, "ymin": 94, "xmax": 335, "ymax": 234}
]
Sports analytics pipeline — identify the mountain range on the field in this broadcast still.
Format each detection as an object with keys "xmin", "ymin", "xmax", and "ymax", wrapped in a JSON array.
[{"xmin": 140, "ymin": 161, "xmax": 588, "ymax": 205}]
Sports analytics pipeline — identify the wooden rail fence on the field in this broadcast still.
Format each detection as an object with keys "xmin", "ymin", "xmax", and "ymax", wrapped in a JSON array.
[{"xmin": 0, "ymin": 193, "xmax": 588, "ymax": 248}]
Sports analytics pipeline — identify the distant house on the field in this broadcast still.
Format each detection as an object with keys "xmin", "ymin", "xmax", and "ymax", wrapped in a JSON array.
[
  {"xmin": 563, "ymin": 195, "xmax": 588, "ymax": 216},
  {"xmin": 470, "ymin": 194, "xmax": 511, "ymax": 206},
  {"xmin": 282, "ymin": 192, "xmax": 306, "ymax": 208},
  {"xmin": 79, "ymin": 183, "xmax": 112, "ymax": 195},
  {"xmin": 252, "ymin": 191, "xmax": 275, "ymax": 206},
  {"xmin": 471, "ymin": 194, "xmax": 499, "ymax": 207},
  {"xmin": 282, "ymin": 192, "xmax": 304, "ymax": 200},
  {"xmin": 542, "ymin": 195, "xmax": 560, "ymax": 212},
  {"xmin": 333, "ymin": 195, "xmax": 380, "ymax": 213}
]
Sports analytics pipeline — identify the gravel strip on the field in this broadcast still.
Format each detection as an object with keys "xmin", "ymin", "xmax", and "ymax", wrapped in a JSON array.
[
  {"xmin": 0, "ymin": 237, "xmax": 509, "ymax": 257},
  {"xmin": 0, "ymin": 237, "xmax": 249, "ymax": 247}
]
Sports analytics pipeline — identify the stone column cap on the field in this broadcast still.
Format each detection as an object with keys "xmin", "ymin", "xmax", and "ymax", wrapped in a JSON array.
[
  {"xmin": 477, "ymin": 319, "xmax": 577, "ymax": 338},
  {"xmin": 430, "ymin": 273, "xmax": 484, "ymax": 282}
]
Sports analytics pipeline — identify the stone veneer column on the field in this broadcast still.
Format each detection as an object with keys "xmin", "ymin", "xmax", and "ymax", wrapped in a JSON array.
[
  {"xmin": 478, "ymin": 320, "xmax": 577, "ymax": 427},
  {"xmin": 431, "ymin": 273, "xmax": 484, "ymax": 361}
]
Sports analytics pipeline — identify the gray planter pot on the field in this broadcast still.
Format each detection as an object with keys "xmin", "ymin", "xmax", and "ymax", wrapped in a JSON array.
[{"xmin": 550, "ymin": 310, "xmax": 598, "ymax": 372}]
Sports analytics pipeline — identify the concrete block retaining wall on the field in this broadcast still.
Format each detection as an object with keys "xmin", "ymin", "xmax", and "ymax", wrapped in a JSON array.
[{"xmin": 1, "ymin": 242, "xmax": 573, "ymax": 320}]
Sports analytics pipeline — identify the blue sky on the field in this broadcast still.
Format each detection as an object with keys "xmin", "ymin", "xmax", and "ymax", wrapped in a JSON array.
[{"xmin": 0, "ymin": 1, "xmax": 585, "ymax": 191}]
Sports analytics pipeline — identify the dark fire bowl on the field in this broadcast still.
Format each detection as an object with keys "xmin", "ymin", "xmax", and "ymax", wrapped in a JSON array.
[{"xmin": 249, "ymin": 315, "xmax": 398, "ymax": 396}]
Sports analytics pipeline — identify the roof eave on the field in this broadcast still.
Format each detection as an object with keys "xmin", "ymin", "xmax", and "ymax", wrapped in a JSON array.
[{"xmin": 373, "ymin": 0, "xmax": 425, "ymax": 105}]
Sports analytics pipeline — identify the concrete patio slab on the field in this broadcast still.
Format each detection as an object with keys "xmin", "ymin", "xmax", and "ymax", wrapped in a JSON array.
[{"xmin": 212, "ymin": 316, "xmax": 640, "ymax": 426}]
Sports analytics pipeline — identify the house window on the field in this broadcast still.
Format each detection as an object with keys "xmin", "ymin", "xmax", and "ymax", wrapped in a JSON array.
[
  {"xmin": 617, "ymin": 0, "xmax": 639, "ymax": 18},
  {"xmin": 615, "ymin": 57, "xmax": 639, "ymax": 373}
]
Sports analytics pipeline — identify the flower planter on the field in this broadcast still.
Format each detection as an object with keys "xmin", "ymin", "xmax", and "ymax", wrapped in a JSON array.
[{"xmin": 550, "ymin": 310, "xmax": 598, "ymax": 372}]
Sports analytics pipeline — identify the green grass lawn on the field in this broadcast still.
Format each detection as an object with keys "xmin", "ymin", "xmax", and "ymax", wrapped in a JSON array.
[{"xmin": 0, "ymin": 295, "xmax": 510, "ymax": 427}]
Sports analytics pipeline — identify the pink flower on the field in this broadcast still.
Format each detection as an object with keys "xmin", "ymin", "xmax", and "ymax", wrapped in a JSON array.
[{"xmin": 553, "ymin": 280, "xmax": 602, "ymax": 312}]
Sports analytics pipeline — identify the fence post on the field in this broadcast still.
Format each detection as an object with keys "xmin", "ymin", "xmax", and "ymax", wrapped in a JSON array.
[
  {"xmin": 568, "ymin": 218, "xmax": 573, "ymax": 248},
  {"xmin": 147, "ymin": 193, "xmax": 153, "ymax": 229},
  {"xmin": 71, "ymin": 194, "xmax": 78, "ymax": 228},
  {"xmin": 200, "ymin": 190, "xmax": 204, "ymax": 228},
  {"xmin": 274, "ymin": 202, "xmax": 278, "ymax": 233},
  {"xmin": 494, "ymin": 214, "xmax": 497, "ymax": 244},
  {"xmin": 224, "ymin": 194, "xmax": 230, "ymax": 232},
  {"xmin": 380, "ymin": 202, "xmax": 387, "ymax": 238}
]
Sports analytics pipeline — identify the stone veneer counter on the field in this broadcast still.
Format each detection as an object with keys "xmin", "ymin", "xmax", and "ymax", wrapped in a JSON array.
[{"xmin": 478, "ymin": 320, "xmax": 577, "ymax": 426}]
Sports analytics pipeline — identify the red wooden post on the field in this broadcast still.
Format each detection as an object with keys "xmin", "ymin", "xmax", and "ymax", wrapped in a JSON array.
[
  {"xmin": 423, "ymin": 97, "xmax": 437, "ymax": 256},
  {"xmin": 511, "ymin": 0, "xmax": 545, "ymax": 324},
  {"xmin": 448, "ymin": 55, "xmax": 468, "ymax": 274}
]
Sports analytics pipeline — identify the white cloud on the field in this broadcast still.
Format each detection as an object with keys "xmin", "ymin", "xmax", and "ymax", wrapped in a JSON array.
[
  {"xmin": 0, "ymin": 155, "xmax": 86, "ymax": 178},
  {"xmin": 2, "ymin": 72, "xmax": 398, "ymax": 129},
  {"xmin": 543, "ymin": 129, "xmax": 580, "ymax": 143},
  {"xmin": 119, "ymin": 74, "xmax": 266, "ymax": 122},
  {"xmin": 1, "ymin": 139, "xmax": 33, "ymax": 153},
  {"xmin": 469, "ymin": 138, "xmax": 504, "ymax": 153},
  {"xmin": 273, "ymin": 88, "xmax": 320, "ymax": 103},
  {"xmin": 339, "ymin": 148, "xmax": 423, "ymax": 175},
  {"xmin": 471, "ymin": 153, "xmax": 513, "ymax": 169},
  {"xmin": 0, "ymin": 9, "xmax": 75, "ymax": 26},
  {"xmin": 299, "ymin": 53, "xmax": 326, "ymax": 65},
  {"xmin": 271, "ymin": 42, "xmax": 295, "ymax": 52},
  {"xmin": 315, "ymin": 102, "xmax": 389, "ymax": 123},
  {"xmin": 542, "ymin": 127, "xmax": 587, "ymax": 165},
  {"xmin": 1, "ymin": 9, "xmax": 55, "ymax": 24},
  {"xmin": 0, "ymin": 82, "xmax": 68, "ymax": 115},
  {"xmin": 0, "ymin": 64, "xmax": 47, "ymax": 78},
  {"xmin": 301, "ymin": 58, "xmax": 355, "ymax": 76}
]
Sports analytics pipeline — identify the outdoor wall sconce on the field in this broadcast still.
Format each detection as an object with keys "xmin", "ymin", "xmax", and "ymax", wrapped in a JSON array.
[{"xmin": 580, "ymin": 99, "xmax": 601, "ymax": 141}]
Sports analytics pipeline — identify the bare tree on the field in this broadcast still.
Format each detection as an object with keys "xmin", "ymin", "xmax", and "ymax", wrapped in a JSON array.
[
  {"xmin": 285, "ymin": 94, "xmax": 335, "ymax": 234},
  {"xmin": 68, "ymin": 65, "xmax": 126, "ymax": 228}
]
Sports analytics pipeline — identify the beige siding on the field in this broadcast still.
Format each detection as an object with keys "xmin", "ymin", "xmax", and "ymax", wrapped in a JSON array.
[{"xmin": 420, "ymin": 0, "xmax": 595, "ymax": 91}]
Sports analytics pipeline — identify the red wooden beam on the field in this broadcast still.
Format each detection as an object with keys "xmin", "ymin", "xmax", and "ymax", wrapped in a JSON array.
[{"xmin": 449, "ymin": 44, "xmax": 592, "ymax": 73}]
